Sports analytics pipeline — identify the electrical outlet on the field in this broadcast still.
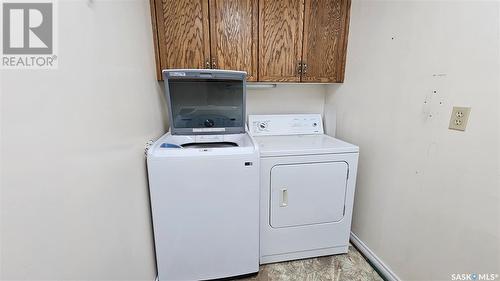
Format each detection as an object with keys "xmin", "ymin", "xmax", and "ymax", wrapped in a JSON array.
[{"xmin": 449, "ymin": 106, "xmax": 471, "ymax": 131}]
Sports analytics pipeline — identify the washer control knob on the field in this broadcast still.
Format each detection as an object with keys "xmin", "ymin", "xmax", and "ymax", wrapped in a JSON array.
[
  {"xmin": 313, "ymin": 122, "xmax": 318, "ymax": 127},
  {"xmin": 258, "ymin": 122, "xmax": 267, "ymax": 130},
  {"xmin": 204, "ymin": 119, "xmax": 215, "ymax": 127}
]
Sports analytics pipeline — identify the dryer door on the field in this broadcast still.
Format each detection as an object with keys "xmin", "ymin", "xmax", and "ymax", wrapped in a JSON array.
[{"xmin": 270, "ymin": 161, "xmax": 348, "ymax": 228}]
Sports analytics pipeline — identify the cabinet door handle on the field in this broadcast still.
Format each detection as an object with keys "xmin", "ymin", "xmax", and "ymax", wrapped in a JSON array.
[
  {"xmin": 297, "ymin": 62, "xmax": 303, "ymax": 75},
  {"xmin": 211, "ymin": 58, "xmax": 217, "ymax": 69},
  {"xmin": 280, "ymin": 188, "xmax": 288, "ymax": 207},
  {"xmin": 205, "ymin": 60, "xmax": 211, "ymax": 69},
  {"xmin": 303, "ymin": 63, "xmax": 308, "ymax": 74}
]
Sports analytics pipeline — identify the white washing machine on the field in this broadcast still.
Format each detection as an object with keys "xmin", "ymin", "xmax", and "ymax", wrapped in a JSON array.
[
  {"xmin": 147, "ymin": 70, "xmax": 259, "ymax": 281},
  {"xmin": 248, "ymin": 114, "xmax": 359, "ymax": 264}
]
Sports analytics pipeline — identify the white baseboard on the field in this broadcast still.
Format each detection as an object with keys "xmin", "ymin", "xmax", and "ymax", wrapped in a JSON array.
[{"xmin": 350, "ymin": 232, "xmax": 401, "ymax": 281}]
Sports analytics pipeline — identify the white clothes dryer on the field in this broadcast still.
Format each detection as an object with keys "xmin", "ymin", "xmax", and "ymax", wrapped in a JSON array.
[{"xmin": 248, "ymin": 114, "xmax": 359, "ymax": 264}]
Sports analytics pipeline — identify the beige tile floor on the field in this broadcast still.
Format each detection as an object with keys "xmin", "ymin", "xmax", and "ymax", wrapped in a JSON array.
[{"xmin": 235, "ymin": 245, "xmax": 383, "ymax": 281}]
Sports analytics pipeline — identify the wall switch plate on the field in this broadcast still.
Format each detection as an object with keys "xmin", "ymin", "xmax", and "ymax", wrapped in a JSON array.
[{"xmin": 449, "ymin": 106, "xmax": 471, "ymax": 131}]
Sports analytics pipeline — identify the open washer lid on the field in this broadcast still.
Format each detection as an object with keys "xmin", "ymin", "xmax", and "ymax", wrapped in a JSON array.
[
  {"xmin": 248, "ymin": 114, "xmax": 358, "ymax": 157},
  {"xmin": 164, "ymin": 69, "xmax": 247, "ymax": 135}
]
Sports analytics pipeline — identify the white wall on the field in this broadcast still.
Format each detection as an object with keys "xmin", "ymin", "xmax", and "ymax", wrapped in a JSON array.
[
  {"xmin": 247, "ymin": 84, "xmax": 326, "ymax": 116},
  {"xmin": 325, "ymin": 1, "xmax": 500, "ymax": 280},
  {"xmin": 1, "ymin": 1, "xmax": 165, "ymax": 280}
]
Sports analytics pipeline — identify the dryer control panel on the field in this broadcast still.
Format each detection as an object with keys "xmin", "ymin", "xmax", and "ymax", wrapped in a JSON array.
[{"xmin": 248, "ymin": 114, "xmax": 324, "ymax": 136}]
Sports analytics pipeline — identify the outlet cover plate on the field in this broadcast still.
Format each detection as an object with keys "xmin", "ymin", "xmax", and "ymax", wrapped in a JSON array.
[{"xmin": 449, "ymin": 106, "xmax": 471, "ymax": 131}]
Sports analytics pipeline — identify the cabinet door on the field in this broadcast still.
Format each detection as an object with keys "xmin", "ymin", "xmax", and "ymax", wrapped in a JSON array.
[
  {"xmin": 302, "ymin": 0, "xmax": 350, "ymax": 82},
  {"xmin": 209, "ymin": 0, "xmax": 258, "ymax": 81},
  {"xmin": 259, "ymin": 0, "xmax": 304, "ymax": 82},
  {"xmin": 155, "ymin": 0, "xmax": 211, "ymax": 75}
]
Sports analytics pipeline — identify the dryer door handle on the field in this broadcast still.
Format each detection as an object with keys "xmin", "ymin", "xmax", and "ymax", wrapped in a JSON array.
[{"xmin": 280, "ymin": 188, "xmax": 288, "ymax": 207}]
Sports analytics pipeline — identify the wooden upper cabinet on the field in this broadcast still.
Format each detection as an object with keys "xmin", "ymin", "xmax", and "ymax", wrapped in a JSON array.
[
  {"xmin": 302, "ymin": 0, "xmax": 351, "ymax": 82},
  {"xmin": 150, "ymin": 0, "xmax": 351, "ymax": 82},
  {"xmin": 209, "ymin": 0, "xmax": 258, "ymax": 81},
  {"xmin": 258, "ymin": 0, "xmax": 304, "ymax": 82},
  {"xmin": 154, "ymin": 0, "xmax": 211, "ymax": 78}
]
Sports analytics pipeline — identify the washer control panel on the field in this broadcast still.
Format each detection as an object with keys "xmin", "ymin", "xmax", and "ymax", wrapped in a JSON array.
[{"xmin": 248, "ymin": 114, "xmax": 324, "ymax": 136}]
